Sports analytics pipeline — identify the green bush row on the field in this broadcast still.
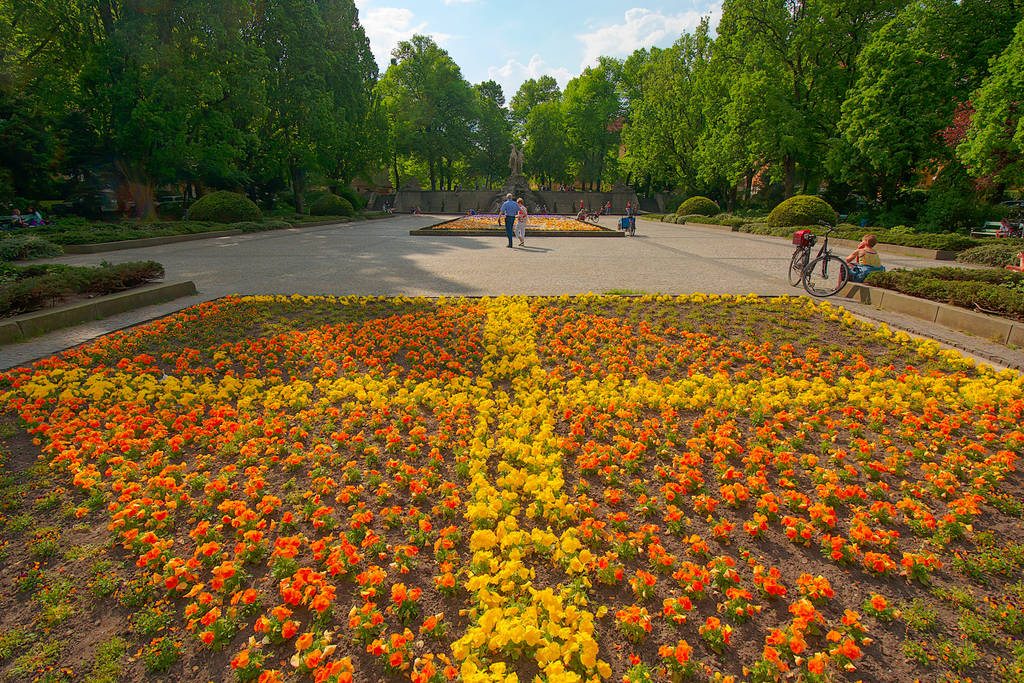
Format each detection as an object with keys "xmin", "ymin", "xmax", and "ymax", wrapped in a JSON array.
[
  {"xmin": 956, "ymin": 241, "xmax": 1024, "ymax": 267},
  {"xmin": 20, "ymin": 217, "xmax": 305, "ymax": 246},
  {"xmin": 735, "ymin": 223, "xmax": 981, "ymax": 252},
  {"xmin": 0, "ymin": 261, "xmax": 165, "ymax": 317},
  {"xmin": 867, "ymin": 267, "xmax": 1024, "ymax": 319},
  {"xmin": 0, "ymin": 234, "xmax": 63, "ymax": 261}
]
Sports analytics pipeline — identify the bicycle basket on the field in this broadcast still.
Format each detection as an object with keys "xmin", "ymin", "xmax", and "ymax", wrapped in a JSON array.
[{"xmin": 792, "ymin": 229, "xmax": 816, "ymax": 247}]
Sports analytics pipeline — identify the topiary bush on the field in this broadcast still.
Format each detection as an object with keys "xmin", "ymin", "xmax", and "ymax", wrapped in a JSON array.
[
  {"xmin": 676, "ymin": 196, "xmax": 721, "ymax": 216},
  {"xmin": 767, "ymin": 195, "xmax": 837, "ymax": 227},
  {"xmin": 336, "ymin": 186, "xmax": 366, "ymax": 211},
  {"xmin": 187, "ymin": 191, "xmax": 261, "ymax": 223},
  {"xmin": 309, "ymin": 193, "xmax": 354, "ymax": 217}
]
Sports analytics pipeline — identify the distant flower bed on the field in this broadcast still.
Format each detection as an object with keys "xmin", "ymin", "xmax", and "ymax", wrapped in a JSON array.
[{"xmin": 434, "ymin": 215, "xmax": 604, "ymax": 232}]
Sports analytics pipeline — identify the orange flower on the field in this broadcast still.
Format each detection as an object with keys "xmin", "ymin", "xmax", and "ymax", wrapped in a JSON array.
[
  {"xmin": 295, "ymin": 632, "xmax": 314, "ymax": 651},
  {"xmin": 281, "ymin": 620, "xmax": 299, "ymax": 639}
]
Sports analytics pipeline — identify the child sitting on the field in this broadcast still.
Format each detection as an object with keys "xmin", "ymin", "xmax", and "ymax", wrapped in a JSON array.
[{"xmin": 846, "ymin": 234, "xmax": 885, "ymax": 282}]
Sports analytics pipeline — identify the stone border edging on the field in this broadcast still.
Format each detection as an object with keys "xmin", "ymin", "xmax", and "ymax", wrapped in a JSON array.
[
  {"xmin": 60, "ymin": 219, "xmax": 354, "ymax": 254},
  {"xmin": 410, "ymin": 215, "xmax": 624, "ymax": 237},
  {"xmin": 409, "ymin": 228, "xmax": 623, "ymax": 237},
  {"xmin": 666, "ymin": 220, "xmax": 958, "ymax": 260},
  {"xmin": 0, "ymin": 281, "xmax": 198, "ymax": 345},
  {"xmin": 838, "ymin": 282, "xmax": 1024, "ymax": 347}
]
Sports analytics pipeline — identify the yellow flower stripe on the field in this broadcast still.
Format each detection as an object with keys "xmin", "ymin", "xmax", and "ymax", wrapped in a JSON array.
[{"xmin": 454, "ymin": 297, "xmax": 610, "ymax": 681}]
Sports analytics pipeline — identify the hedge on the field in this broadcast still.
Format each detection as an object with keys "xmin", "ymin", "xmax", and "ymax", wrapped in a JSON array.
[
  {"xmin": 0, "ymin": 261, "xmax": 165, "ymax": 317},
  {"xmin": 0, "ymin": 234, "xmax": 63, "ymax": 261},
  {"xmin": 676, "ymin": 196, "xmax": 720, "ymax": 216},
  {"xmin": 956, "ymin": 241, "xmax": 1024, "ymax": 267},
  {"xmin": 866, "ymin": 267, "xmax": 1024, "ymax": 320},
  {"xmin": 23, "ymin": 217, "xmax": 302, "ymax": 246},
  {"xmin": 736, "ymin": 223, "xmax": 981, "ymax": 252},
  {"xmin": 188, "ymin": 191, "xmax": 262, "ymax": 223}
]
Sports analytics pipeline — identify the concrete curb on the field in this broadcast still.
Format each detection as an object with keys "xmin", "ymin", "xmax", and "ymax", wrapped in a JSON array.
[
  {"xmin": 661, "ymin": 220, "xmax": 959, "ymax": 260},
  {"xmin": 837, "ymin": 283, "xmax": 1021, "ymax": 346},
  {"xmin": 59, "ymin": 219, "xmax": 354, "ymax": 254},
  {"xmin": 1, "ymin": 281, "xmax": 198, "ymax": 345}
]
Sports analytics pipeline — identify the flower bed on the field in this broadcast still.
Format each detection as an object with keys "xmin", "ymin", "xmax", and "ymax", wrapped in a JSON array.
[
  {"xmin": 0, "ymin": 295, "xmax": 1022, "ymax": 682},
  {"xmin": 430, "ymin": 215, "xmax": 606, "ymax": 232}
]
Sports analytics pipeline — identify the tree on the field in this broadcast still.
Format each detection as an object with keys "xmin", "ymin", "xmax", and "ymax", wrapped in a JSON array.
[
  {"xmin": 958, "ymin": 16, "xmax": 1024, "ymax": 186},
  {"xmin": 713, "ymin": 0, "xmax": 904, "ymax": 197},
  {"xmin": 378, "ymin": 35, "xmax": 474, "ymax": 191},
  {"xmin": 562, "ymin": 61, "xmax": 622, "ymax": 190},
  {"xmin": 523, "ymin": 100, "xmax": 568, "ymax": 187},
  {"xmin": 620, "ymin": 25, "xmax": 713, "ymax": 196},
  {"xmin": 509, "ymin": 75, "xmax": 561, "ymax": 133},
  {"xmin": 469, "ymin": 81, "xmax": 512, "ymax": 189},
  {"xmin": 256, "ymin": 0, "xmax": 377, "ymax": 212}
]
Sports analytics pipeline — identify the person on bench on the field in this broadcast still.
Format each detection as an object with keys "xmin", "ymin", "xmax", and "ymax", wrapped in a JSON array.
[{"xmin": 846, "ymin": 234, "xmax": 885, "ymax": 282}]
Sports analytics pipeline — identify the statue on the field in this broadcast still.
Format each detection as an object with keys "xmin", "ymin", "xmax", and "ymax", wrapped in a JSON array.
[{"xmin": 508, "ymin": 144, "xmax": 524, "ymax": 176}]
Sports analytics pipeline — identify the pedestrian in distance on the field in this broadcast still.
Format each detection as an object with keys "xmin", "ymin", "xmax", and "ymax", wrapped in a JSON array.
[{"xmin": 499, "ymin": 193, "xmax": 519, "ymax": 248}]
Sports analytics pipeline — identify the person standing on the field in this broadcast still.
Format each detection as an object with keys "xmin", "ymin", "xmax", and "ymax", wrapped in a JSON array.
[
  {"xmin": 499, "ymin": 193, "xmax": 519, "ymax": 248},
  {"xmin": 515, "ymin": 197, "xmax": 528, "ymax": 246}
]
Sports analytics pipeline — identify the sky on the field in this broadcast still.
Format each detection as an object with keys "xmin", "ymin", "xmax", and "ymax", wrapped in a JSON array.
[{"xmin": 353, "ymin": 0, "xmax": 722, "ymax": 102}]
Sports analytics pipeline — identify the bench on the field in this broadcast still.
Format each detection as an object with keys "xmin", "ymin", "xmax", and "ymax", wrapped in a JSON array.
[{"xmin": 971, "ymin": 220, "xmax": 1023, "ymax": 238}]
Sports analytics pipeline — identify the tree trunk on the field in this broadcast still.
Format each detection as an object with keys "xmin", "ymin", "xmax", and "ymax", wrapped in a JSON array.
[
  {"xmin": 744, "ymin": 170, "xmax": 754, "ymax": 203},
  {"xmin": 391, "ymin": 153, "xmax": 401, "ymax": 191},
  {"xmin": 783, "ymin": 156, "xmax": 796, "ymax": 197},
  {"xmin": 290, "ymin": 164, "xmax": 306, "ymax": 214}
]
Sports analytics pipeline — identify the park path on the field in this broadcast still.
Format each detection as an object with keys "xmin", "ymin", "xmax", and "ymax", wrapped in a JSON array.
[{"xmin": 2, "ymin": 215, "xmax": 1021, "ymax": 370}]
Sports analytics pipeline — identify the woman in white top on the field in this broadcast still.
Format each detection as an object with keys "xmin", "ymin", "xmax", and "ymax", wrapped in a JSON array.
[{"xmin": 515, "ymin": 198, "xmax": 528, "ymax": 246}]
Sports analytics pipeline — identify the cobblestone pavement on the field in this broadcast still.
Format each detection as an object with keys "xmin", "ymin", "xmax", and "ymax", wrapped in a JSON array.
[{"xmin": 2, "ymin": 215, "xmax": 1022, "ymax": 372}]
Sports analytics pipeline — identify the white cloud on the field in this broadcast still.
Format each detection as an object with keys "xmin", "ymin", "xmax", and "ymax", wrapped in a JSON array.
[
  {"xmin": 577, "ymin": 6, "xmax": 721, "ymax": 69},
  {"xmin": 443, "ymin": 0, "xmax": 478, "ymax": 4},
  {"xmin": 355, "ymin": 3, "xmax": 451, "ymax": 68},
  {"xmin": 487, "ymin": 55, "xmax": 574, "ymax": 99}
]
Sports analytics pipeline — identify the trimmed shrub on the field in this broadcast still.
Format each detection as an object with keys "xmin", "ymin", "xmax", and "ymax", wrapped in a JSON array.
[
  {"xmin": 336, "ymin": 186, "xmax": 367, "ymax": 211},
  {"xmin": 676, "ymin": 196, "xmax": 720, "ymax": 216},
  {"xmin": 309, "ymin": 193, "xmax": 354, "ymax": 217},
  {"xmin": 187, "ymin": 191, "xmax": 261, "ymax": 223},
  {"xmin": 767, "ymin": 195, "xmax": 837, "ymax": 227}
]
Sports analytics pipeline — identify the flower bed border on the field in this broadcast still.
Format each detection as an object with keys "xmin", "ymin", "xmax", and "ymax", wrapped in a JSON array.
[
  {"xmin": 410, "ymin": 215, "xmax": 624, "ymax": 237},
  {"xmin": 0, "ymin": 280, "xmax": 197, "ymax": 345},
  {"xmin": 838, "ymin": 282, "xmax": 1024, "ymax": 348}
]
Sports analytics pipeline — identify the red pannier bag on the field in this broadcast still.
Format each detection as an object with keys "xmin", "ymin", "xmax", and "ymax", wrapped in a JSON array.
[{"xmin": 792, "ymin": 229, "xmax": 815, "ymax": 247}]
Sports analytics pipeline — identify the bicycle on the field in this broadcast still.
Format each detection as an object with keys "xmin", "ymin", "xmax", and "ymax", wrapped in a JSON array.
[{"xmin": 787, "ymin": 222, "xmax": 850, "ymax": 297}]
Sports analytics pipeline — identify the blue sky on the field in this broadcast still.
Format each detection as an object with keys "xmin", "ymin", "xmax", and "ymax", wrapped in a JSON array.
[{"xmin": 353, "ymin": 0, "xmax": 722, "ymax": 102}]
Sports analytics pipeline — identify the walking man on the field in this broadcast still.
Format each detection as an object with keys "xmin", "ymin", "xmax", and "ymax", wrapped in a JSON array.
[{"xmin": 499, "ymin": 193, "xmax": 519, "ymax": 248}]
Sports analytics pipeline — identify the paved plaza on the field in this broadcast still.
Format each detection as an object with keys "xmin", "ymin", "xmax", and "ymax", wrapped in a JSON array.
[{"xmin": 2, "ymin": 215, "xmax": 1023, "ymax": 370}]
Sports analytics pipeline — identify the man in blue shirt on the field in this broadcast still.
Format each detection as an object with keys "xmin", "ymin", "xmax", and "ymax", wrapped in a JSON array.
[{"xmin": 498, "ymin": 193, "xmax": 519, "ymax": 248}]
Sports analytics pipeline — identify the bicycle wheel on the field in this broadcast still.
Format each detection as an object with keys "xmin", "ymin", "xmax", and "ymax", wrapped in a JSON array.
[
  {"xmin": 802, "ymin": 255, "xmax": 850, "ymax": 297},
  {"xmin": 788, "ymin": 249, "xmax": 808, "ymax": 286}
]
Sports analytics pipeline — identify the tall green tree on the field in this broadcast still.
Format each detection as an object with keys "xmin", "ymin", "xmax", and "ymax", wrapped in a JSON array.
[
  {"xmin": 714, "ymin": 0, "xmax": 903, "ymax": 197},
  {"xmin": 469, "ymin": 80, "xmax": 512, "ymax": 189},
  {"xmin": 959, "ymin": 16, "xmax": 1024, "ymax": 187},
  {"xmin": 620, "ymin": 24, "xmax": 713, "ymax": 196},
  {"xmin": 256, "ymin": 0, "xmax": 376, "ymax": 212},
  {"xmin": 562, "ymin": 60, "xmax": 622, "ymax": 190},
  {"xmin": 523, "ymin": 100, "xmax": 568, "ymax": 188},
  {"xmin": 509, "ymin": 75, "xmax": 560, "ymax": 133},
  {"xmin": 378, "ymin": 35, "xmax": 474, "ymax": 191}
]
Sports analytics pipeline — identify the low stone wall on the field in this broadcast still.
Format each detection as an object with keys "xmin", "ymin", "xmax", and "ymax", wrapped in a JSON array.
[{"xmin": 395, "ymin": 189, "xmax": 639, "ymax": 215}]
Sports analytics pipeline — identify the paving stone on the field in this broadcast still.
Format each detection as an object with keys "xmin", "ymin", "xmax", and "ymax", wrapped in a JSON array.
[{"xmin": 1, "ymin": 216, "xmax": 1022, "ymax": 372}]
